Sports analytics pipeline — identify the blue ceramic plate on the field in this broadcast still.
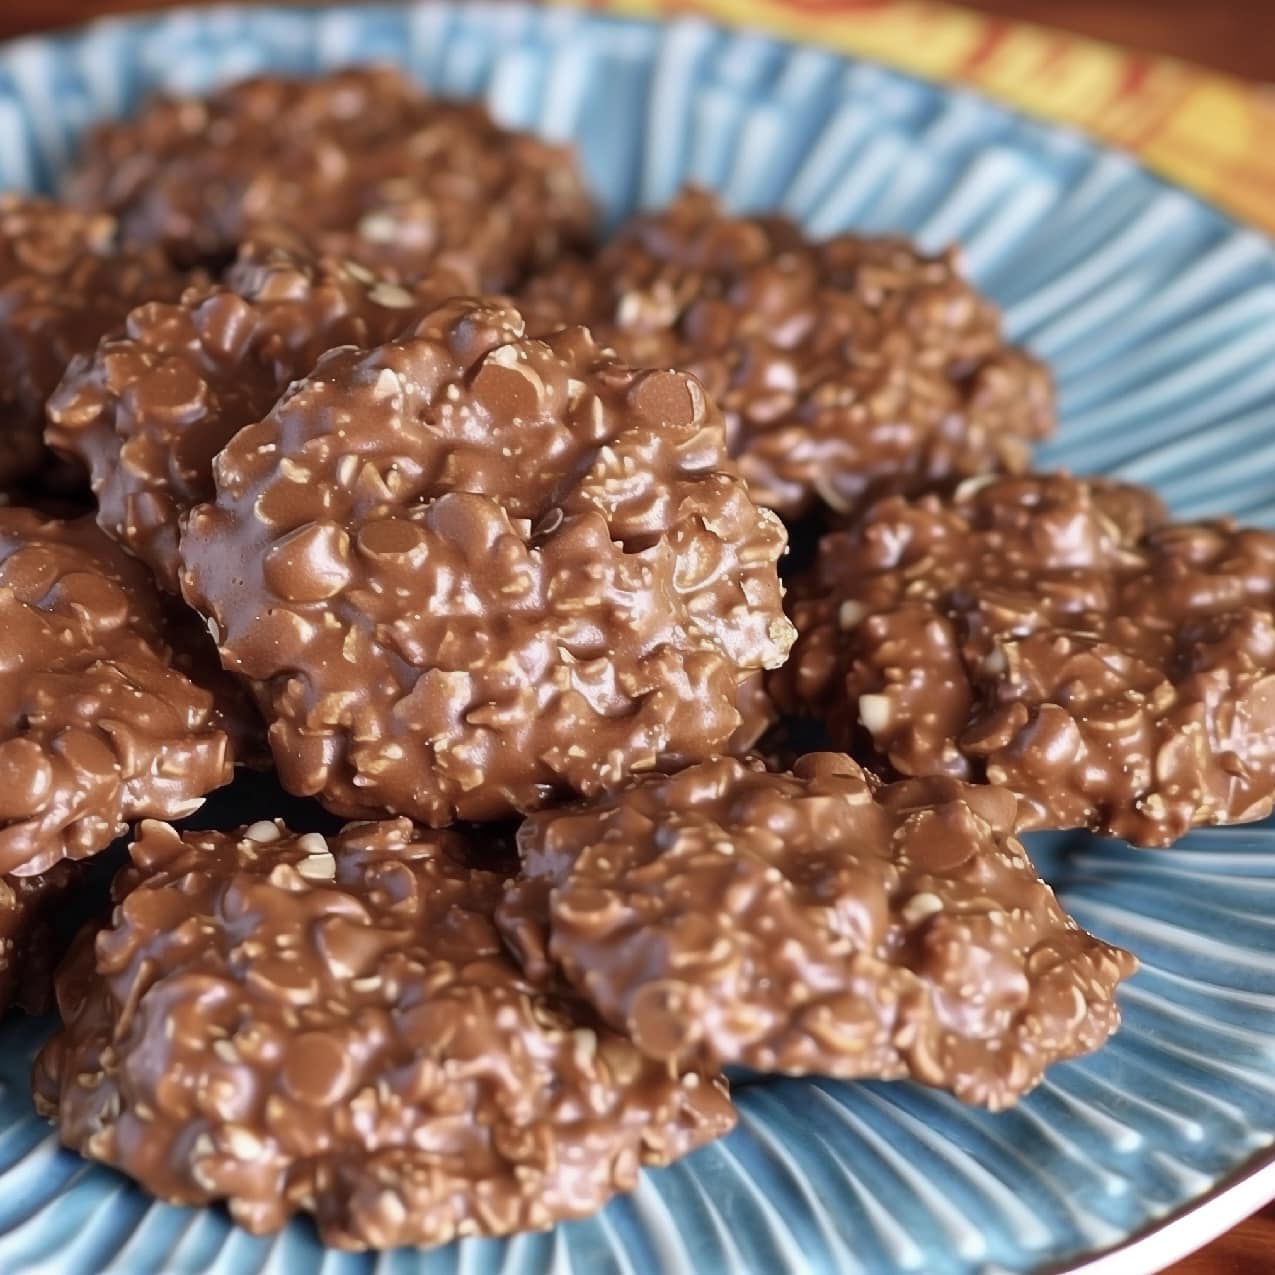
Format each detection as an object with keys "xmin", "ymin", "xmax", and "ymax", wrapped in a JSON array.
[{"xmin": 2, "ymin": 5, "xmax": 1275, "ymax": 1273}]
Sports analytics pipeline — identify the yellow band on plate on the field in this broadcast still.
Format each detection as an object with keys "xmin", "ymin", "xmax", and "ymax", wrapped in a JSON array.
[{"xmin": 557, "ymin": 0, "xmax": 1275, "ymax": 235}]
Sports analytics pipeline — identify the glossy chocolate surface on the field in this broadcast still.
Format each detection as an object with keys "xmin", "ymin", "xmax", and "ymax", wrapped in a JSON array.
[
  {"xmin": 180, "ymin": 297, "xmax": 794, "ymax": 823},
  {"xmin": 499, "ymin": 752, "xmax": 1136, "ymax": 1109},
  {"xmin": 34, "ymin": 818, "xmax": 734, "ymax": 1248}
]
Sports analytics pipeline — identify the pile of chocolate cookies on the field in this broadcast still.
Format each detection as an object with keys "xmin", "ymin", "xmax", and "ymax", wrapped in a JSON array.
[{"xmin": 2, "ymin": 64, "xmax": 1269, "ymax": 1251}]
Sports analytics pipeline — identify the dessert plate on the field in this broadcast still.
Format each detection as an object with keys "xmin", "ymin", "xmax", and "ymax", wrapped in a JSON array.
[{"xmin": 2, "ymin": 4, "xmax": 1275, "ymax": 1273}]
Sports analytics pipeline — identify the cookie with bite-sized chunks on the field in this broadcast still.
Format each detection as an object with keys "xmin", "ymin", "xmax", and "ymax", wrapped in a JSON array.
[
  {"xmin": 33, "ymin": 817, "xmax": 734, "ymax": 1249},
  {"xmin": 520, "ymin": 187, "xmax": 1052, "ymax": 520},
  {"xmin": 47, "ymin": 237, "xmax": 473, "ymax": 591},
  {"xmin": 0, "ymin": 509, "xmax": 233, "ymax": 875},
  {"xmin": 774, "ymin": 472, "xmax": 1275, "ymax": 845},
  {"xmin": 498, "ymin": 752, "xmax": 1136, "ymax": 1109},
  {"xmin": 64, "ymin": 66, "xmax": 594, "ymax": 286},
  {"xmin": 180, "ymin": 296, "xmax": 794, "ymax": 825}
]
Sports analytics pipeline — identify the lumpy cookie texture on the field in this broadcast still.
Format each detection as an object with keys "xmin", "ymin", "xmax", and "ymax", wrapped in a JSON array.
[
  {"xmin": 180, "ymin": 296, "xmax": 794, "ymax": 824},
  {"xmin": 0, "ymin": 509, "xmax": 233, "ymax": 875},
  {"xmin": 775, "ymin": 471, "xmax": 1275, "ymax": 845},
  {"xmin": 64, "ymin": 66, "xmax": 594, "ymax": 286},
  {"xmin": 0, "ymin": 195, "xmax": 187, "ymax": 493},
  {"xmin": 519, "ymin": 187, "xmax": 1053, "ymax": 519},
  {"xmin": 33, "ymin": 818, "xmax": 734, "ymax": 1249},
  {"xmin": 46, "ymin": 238, "xmax": 474, "ymax": 591},
  {"xmin": 13, "ymin": 62, "xmax": 1161, "ymax": 1247},
  {"xmin": 499, "ymin": 753, "xmax": 1135, "ymax": 1109}
]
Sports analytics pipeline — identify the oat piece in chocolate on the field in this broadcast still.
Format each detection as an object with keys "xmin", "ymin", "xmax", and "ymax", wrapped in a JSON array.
[
  {"xmin": 180, "ymin": 296, "xmax": 794, "ymax": 824},
  {"xmin": 34, "ymin": 818, "xmax": 734, "ymax": 1249},
  {"xmin": 499, "ymin": 752, "xmax": 1136, "ymax": 1109},
  {"xmin": 774, "ymin": 471, "xmax": 1275, "ymax": 845},
  {"xmin": 0, "ymin": 509, "xmax": 233, "ymax": 875},
  {"xmin": 65, "ymin": 66, "xmax": 594, "ymax": 286},
  {"xmin": 0, "ymin": 195, "xmax": 186, "ymax": 494},
  {"xmin": 519, "ymin": 187, "xmax": 1053, "ymax": 520},
  {"xmin": 0, "ymin": 860, "xmax": 85, "ymax": 1014},
  {"xmin": 47, "ymin": 238, "xmax": 473, "ymax": 592}
]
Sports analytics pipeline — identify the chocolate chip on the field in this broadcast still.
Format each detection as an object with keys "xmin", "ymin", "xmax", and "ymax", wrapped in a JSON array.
[{"xmin": 262, "ymin": 521, "xmax": 352, "ymax": 602}]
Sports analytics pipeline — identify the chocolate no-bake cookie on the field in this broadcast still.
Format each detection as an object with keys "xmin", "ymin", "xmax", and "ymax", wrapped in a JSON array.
[
  {"xmin": 519, "ymin": 187, "xmax": 1053, "ymax": 519},
  {"xmin": 775, "ymin": 472, "xmax": 1275, "ymax": 845},
  {"xmin": 47, "ymin": 238, "xmax": 474, "ymax": 591},
  {"xmin": 498, "ymin": 752, "xmax": 1135, "ymax": 1109},
  {"xmin": 180, "ymin": 296, "xmax": 794, "ymax": 824},
  {"xmin": 65, "ymin": 66, "xmax": 594, "ymax": 286},
  {"xmin": 34, "ymin": 818, "xmax": 734, "ymax": 1248},
  {"xmin": 0, "ymin": 509, "xmax": 233, "ymax": 875},
  {"xmin": 0, "ymin": 195, "xmax": 187, "ymax": 494}
]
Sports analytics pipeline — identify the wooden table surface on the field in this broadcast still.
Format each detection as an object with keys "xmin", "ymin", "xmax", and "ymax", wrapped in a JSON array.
[
  {"xmin": 0, "ymin": 2, "xmax": 1272, "ymax": 1273},
  {"xmin": 1, "ymin": 0, "xmax": 1272, "ymax": 79}
]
